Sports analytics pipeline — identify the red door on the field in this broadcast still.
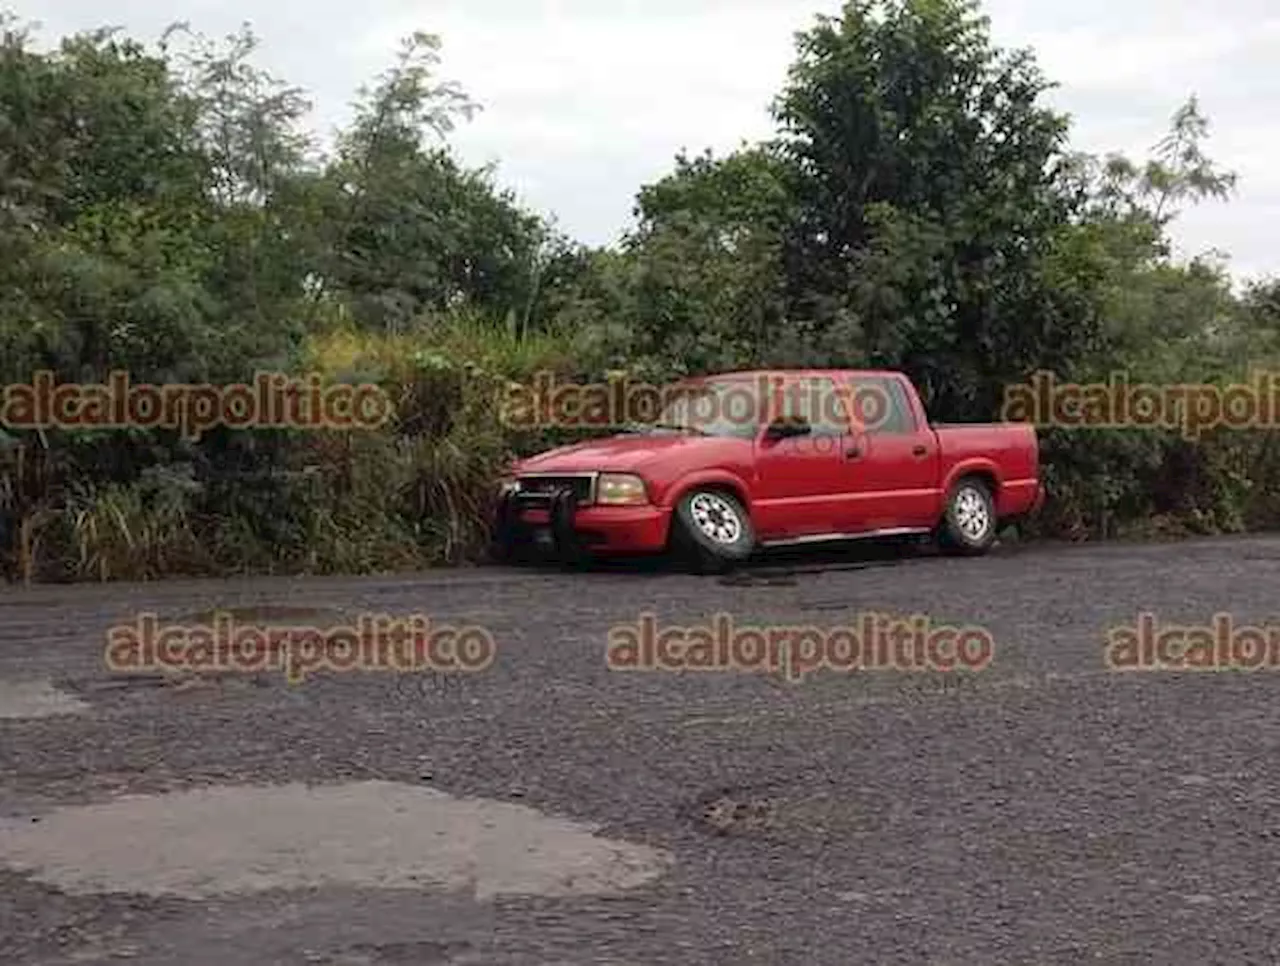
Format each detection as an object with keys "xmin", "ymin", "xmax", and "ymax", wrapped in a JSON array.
[
  {"xmin": 838, "ymin": 375, "xmax": 942, "ymax": 530},
  {"xmin": 751, "ymin": 376, "xmax": 859, "ymax": 539}
]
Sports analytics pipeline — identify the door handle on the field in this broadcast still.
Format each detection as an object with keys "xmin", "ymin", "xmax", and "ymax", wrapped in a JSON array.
[{"xmin": 912, "ymin": 445, "xmax": 928, "ymax": 457}]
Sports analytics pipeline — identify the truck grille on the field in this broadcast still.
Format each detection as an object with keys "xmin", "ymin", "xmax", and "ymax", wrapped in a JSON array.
[{"xmin": 515, "ymin": 474, "xmax": 596, "ymax": 506}]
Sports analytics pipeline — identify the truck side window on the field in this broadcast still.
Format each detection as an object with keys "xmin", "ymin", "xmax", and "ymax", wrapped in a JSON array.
[
  {"xmin": 850, "ymin": 377, "xmax": 914, "ymax": 434},
  {"xmin": 777, "ymin": 378, "xmax": 850, "ymax": 436}
]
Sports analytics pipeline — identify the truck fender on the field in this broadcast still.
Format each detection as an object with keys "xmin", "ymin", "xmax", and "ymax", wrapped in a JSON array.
[
  {"xmin": 942, "ymin": 459, "xmax": 1003, "ymax": 497},
  {"xmin": 662, "ymin": 470, "xmax": 753, "ymax": 514}
]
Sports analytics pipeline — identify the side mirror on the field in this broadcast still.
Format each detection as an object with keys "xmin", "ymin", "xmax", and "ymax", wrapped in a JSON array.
[{"xmin": 765, "ymin": 418, "xmax": 811, "ymax": 441}]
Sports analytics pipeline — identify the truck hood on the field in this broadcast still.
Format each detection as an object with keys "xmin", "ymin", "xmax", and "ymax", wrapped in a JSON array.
[{"xmin": 513, "ymin": 433, "xmax": 727, "ymax": 475}]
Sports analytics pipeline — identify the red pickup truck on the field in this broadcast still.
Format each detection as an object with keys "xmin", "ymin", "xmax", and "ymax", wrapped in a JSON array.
[{"xmin": 492, "ymin": 370, "xmax": 1043, "ymax": 571}]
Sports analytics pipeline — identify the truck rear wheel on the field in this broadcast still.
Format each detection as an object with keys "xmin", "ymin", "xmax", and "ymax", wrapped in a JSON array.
[
  {"xmin": 670, "ymin": 489, "xmax": 755, "ymax": 574},
  {"xmin": 939, "ymin": 477, "xmax": 997, "ymax": 556}
]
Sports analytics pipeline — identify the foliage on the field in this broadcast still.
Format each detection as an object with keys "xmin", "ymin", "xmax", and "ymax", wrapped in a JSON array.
[{"xmin": 0, "ymin": 1, "xmax": 1275, "ymax": 582}]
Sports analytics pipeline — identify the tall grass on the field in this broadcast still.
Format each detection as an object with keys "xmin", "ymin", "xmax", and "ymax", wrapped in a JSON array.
[
  {"xmin": 0, "ymin": 312, "xmax": 605, "ymax": 583},
  {"xmin": 4, "ymin": 311, "xmax": 1279, "ymax": 582}
]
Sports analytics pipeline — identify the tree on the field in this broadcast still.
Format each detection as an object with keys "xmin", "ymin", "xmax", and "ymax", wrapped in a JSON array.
[
  {"xmin": 0, "ymin": 16, "xmax": 224, "ymax": 381},
  {"xmin": 623, "ymin": 146, "xmax": 795, "ymax": 371},
  {"xmin": 314, "ymin": 32, "xmax": 551, "ymax": 332},
  {"xmin": 772, "ymin": 0, "xmax": 1090, "ymax": 416}
]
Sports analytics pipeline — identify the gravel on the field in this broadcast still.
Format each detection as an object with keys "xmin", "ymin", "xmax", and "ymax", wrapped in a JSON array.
[{"xmin": 2, "ymin": 534, "xmax": 1279, "ymax": 964}]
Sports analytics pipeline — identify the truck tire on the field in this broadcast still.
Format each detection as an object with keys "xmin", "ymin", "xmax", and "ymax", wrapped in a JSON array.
[
  {"xmin": 939, "ymin": 477, "xmax": 997, "ymax": 556},
  {"xmin": 670, "ymin": 488, "xmax": 755, "ymax": 574},
  {"xmin": 488, "ymin": 502, "xmax": 518, "ymax": 564}
]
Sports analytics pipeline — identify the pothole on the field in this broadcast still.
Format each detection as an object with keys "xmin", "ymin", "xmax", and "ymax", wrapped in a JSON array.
[
  {"xmin": 0, "ymin": 679, "xmax": 91, "ymax": 719},
  {"xmin": 95, "ymin": 606, "xmax": 360, "ymax": 690},
  {"xmin": 0, "ymin": 781, "xmax": 673, "ymax": 900},
  {"xmin": 176, "ymin": 605, "xmax": 352, "ymax": 625},
  {"xmin": 689, "ymin": 781, "xmax": 892, "ymax": 841},
  {"xmin": 696, "ymin": 789, "xmax": 778, "ymax": 836},
  {"xmin": 343, "ymin": 939, "xmax": 469, "ymax": 963},
  {"xmin": 75, "ymin": 671, "xmax": 270, "ymax": 695}
]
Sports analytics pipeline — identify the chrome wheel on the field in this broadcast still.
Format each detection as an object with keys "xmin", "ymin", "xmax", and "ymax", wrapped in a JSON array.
[
  {"xmin": 954, "ymin": 485, "xmax": 991, "ymax": 542},
  {"xmin": 689, "ymin": 493, "xmax": 743, "ymax": 545}
]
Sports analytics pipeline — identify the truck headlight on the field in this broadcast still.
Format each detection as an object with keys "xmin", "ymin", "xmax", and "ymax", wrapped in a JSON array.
[
  {"xmin": 596, "ymin": 473, "xmax": 649, "ymax": 506},
  {"xmin": 498, "ymin": 476, "xmax": 521, "ymax": 495}
]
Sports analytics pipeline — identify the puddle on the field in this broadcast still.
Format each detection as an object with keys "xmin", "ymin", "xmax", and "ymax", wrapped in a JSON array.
[
  {"xmin": 0, "ymin": 679, "xmax": 91, "ymax": 718},
  {"xmin": 0, "ymin": 781, "xmax": 672, "ymax": 900}
]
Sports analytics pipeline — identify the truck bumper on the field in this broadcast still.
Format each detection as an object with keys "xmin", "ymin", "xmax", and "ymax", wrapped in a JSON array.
[
  {"xmin": 494, "ymin": 490, "xmax": 672, "ymax": 557},
  {"xmin": 996, "ymin": 479, "xmax": 1045, "ymax": 520}
]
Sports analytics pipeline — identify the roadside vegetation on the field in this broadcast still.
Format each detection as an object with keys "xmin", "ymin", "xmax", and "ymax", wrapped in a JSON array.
[{"xmin": 1, "ymin": 0, "xmax": 1276, "ymax": 582}]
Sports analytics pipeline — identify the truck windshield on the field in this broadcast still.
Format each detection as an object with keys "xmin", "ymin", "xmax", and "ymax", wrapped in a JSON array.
[{"xmin": 650, "ymin": 381, "xmax": 761, "ymax": 439}]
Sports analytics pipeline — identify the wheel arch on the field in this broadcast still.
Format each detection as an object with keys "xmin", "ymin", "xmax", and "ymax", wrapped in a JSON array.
[
  {"xmin": 937, "ymin": 468, "xmax": 1001, "ymax": 555},
  {"xmin": 941, "ymin": 462, "xmax": 1001, "ymax": 518},
  {"xmin": 663, "ymin": 472, "xmax": 754, "ymax": 557},
  {"xmin": 663, "ymin": 471, "xmax": 753, "ymax": 515}
]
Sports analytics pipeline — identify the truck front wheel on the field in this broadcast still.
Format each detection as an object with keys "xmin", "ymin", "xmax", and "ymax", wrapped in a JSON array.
[
  {"xmin": 939, "ymin": 478, "xmax": 997, "ymax": 556},
  {"xmin": 670, "ymin": 489, "xmax": 755, "ymax": 574}
]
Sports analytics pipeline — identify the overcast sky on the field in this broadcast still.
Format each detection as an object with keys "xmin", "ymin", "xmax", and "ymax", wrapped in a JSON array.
[{"xmin": 20, "ymin": 0, "xmax": 1280, "ymax": 283}]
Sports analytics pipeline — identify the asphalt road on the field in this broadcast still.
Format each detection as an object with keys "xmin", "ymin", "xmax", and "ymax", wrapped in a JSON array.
[{"xmin": 2, "ymin": 534, "xmax": 1280, "ymax": 965}]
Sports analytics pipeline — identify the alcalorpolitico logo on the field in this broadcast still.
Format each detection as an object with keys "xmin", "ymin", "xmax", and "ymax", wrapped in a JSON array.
[
  {"xmin": 607, "ymin": 611, "xmax": 995, "ymax": 682},
  {"xmin": 1105, "ymin": 613, "xmax": 1280, "ymax": 671},
  {"xmin": 1002, "ymin": 370, "xmax": 1280, "ymax": 440},
  {"xmin": 1, "ymin": 371, "xmax": 393, "ymax": 440},
  {"xmin": 105, "ymin": 612, "xmax": 496, "ymax": 684},
  {"xmin": 499, "ymin": 372, "xmax": 894, "ymax": 431}
]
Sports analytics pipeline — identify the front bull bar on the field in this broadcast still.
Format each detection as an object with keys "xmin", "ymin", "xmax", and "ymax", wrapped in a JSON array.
[{"xmin": 492, "ymin": 485, "xmax": 584, "ymax": 562}]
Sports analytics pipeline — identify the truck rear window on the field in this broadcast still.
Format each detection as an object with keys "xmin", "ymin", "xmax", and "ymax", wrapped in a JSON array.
[{"xmin": 848, "ymin": 376, "xmax": 914, "ymax": 434}]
